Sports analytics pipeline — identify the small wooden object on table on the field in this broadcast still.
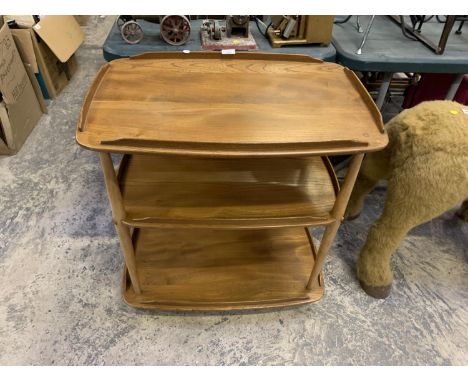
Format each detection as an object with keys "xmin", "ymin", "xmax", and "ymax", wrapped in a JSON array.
[{"xmin": 76, "ymin": 52, "xmax": 388, "ymax": 311}]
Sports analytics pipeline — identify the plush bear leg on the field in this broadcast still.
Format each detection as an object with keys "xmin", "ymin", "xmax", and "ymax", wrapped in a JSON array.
[
  {"xmin": 346, "ymin": 173, "xmax": 379, "ymax": 220},
  {"xmin": 456, "ymin": 200, "xmax": 468, "ymax": 222},
  {"xmin": 346, "ymin": 150, "xmax": 390, "ymax": 220},
  {"xmin": 357, "ymin": 154, "xmax": 467, "ymax": 299},
  {"xmin": 356, "ymin": 192, "xmax": 413, "ymax": 299}
]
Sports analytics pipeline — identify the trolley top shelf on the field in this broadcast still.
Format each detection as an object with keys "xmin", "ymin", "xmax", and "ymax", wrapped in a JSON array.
[{"xmin": 76, "ymin": 52, "xmax": 387, "ymax": 157}]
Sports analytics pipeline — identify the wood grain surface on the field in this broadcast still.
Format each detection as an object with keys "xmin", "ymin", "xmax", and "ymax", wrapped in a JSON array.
[
  {"xmin": 118, "ymin": 154, "xmax": 338, "ymax": 229},
  {"xmin": 77, "ymin": 52, "xmax": 387, "ymax": 311},
  {"xmin": 77, "ymin": 52, "xmax": 387, "ymax": 157},
  {"xmin": 123, "ymin": 227, "xmax": 323, "ymax": 311}
]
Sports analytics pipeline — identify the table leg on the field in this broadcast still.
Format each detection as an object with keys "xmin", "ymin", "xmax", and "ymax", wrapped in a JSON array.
[
  {"xmin": 100, "ymin": 152, "xmax": 141, "ymax": 294},
  {"xmin": 356, "ymin": 16, "xmax": 363, "ymax": 33},
  {"xmin": 437, "ymin": 16, "xmax": 456, "ymax": 54},
  {"xmin": 306, "ymin": 153, "xmax": 364, "ymax": 290},
  {"xmin": 375, "ymin": 72, "xmax": 393, "ymax": 109},
  {"xmin": 356, "ymin": 15, "xmax": 375, "ymax": 55},
  {"xmin": 446, "ymin": 73, "xmax": 464, "ymax": 100}
]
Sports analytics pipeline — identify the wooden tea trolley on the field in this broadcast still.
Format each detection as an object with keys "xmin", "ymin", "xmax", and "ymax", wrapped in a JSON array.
[{"xmin": 76, "ymin": 52, "xmax": 387, "ymax": 311}]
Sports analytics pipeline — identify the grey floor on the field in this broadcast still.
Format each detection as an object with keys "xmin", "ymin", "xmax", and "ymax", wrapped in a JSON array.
[{"xmin": 0, "ymin": 17, "xmax": 467, "ymax": 366}]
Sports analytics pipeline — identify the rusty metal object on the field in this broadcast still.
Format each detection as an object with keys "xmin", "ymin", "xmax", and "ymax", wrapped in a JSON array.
[
  {"xmin": 226, "ymin": 15, "xmax": 250, "ymax": 38},
  {"xmin": 116, "ymin": 15, "xmax": 191, "ymax": 46},
  {"xmin": 201, "ymin": 19, "xmax": 223, "ymax": 40},
  {"xmin": 120, "ymin": 20, "xmax": 144, "ymax": 45},
  {"xmin": 160, "ymin": 15, "xmax": 191, "ymax": 46},
  {"xmin": 200, "ymin": 18, "xmax": 257, "ymax": 50}
]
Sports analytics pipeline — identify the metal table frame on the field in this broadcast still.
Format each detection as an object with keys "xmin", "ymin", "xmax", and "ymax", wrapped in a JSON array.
[{"xmin": 332, "ymin": 15, "xmax": 468, "ymax": 109}]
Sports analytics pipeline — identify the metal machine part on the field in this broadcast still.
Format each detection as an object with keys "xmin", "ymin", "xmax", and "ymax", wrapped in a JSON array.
[
  {"xmin": 282, "ymin": 16, "xmax": 297, "ymax": 38},
  {"xmin": 120, "ymin": 20, "xmax": 144, "ymax": 45},
  {"xmin": 116, "ymin": 15, "xmax": 191, "ymax": 46},
  {"xmin": 200, "ymin": 17, "xmax": 257, "ymax": 51},
  {"xmin": 267, "ymin": 16, "xmax": 334, "ymax": 48},
  {"xmin": 226, "ymin": 15, "xmax": 250, "ymax": 38},
  {"xmin": 212, "ymin": 20, "xmax": 222, "ymax": 40},
  {"xmin": 201, "ymin": 19, "xmax": 224, "ymax": 40},
  {"xmin": 159, "ymin": 15, "xmax": 191, "ymax": 46}
]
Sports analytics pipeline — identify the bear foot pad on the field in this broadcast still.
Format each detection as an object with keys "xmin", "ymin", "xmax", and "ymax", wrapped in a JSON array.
[{"xmin": 359, "ymin": 280, "xmax": 392, "ymax": 299}]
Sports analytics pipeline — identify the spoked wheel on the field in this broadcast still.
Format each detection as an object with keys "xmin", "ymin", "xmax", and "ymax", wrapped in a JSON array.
[
  {"xmin": 160, "ymin": 15, "xmax": 191, "ymax": 45},
  {"xmin": 121, "ymin": 20, "xmax": 144, "ymax": 45}
]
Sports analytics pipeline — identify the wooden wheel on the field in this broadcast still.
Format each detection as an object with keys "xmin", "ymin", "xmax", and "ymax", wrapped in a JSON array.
[
  {"xmin": 160, "ymin": 15, "xmax": 191, "ymax": 45},
  {"xmin": 121, "ymin": 20, "xmax": 143, "ymax": 45}
]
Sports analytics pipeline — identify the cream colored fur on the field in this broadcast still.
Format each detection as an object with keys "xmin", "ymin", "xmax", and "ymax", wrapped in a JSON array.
[{"xmin": 345, "ymin": 100, "xmax": 468, "ymax": 296}]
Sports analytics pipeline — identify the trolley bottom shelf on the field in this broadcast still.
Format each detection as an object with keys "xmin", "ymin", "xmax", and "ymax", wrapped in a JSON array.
[{"xmin": 122, "ymin": 227, "xmax": 324, "ymax": 311}]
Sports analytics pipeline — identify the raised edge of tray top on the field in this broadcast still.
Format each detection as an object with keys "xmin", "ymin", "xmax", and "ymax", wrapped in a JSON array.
[{"xmin": 77, "ymin": 51, "xmax": 387, "ymax": 157}]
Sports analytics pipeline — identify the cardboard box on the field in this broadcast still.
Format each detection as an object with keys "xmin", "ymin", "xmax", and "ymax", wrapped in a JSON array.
[
  {"xmin": 11, "ymin": 28, "xmax": 38, "ymax": 73},
  {"xmin": 4, "ymin": 15, "xmax": 84, "ymax": 99},
  {"xmin": 0, "ymin": 24, "xmax": 43, "ymax": 155},
  {"xmin": 9, "ymin": 28, "xmax": 47, "ymax": 113}
]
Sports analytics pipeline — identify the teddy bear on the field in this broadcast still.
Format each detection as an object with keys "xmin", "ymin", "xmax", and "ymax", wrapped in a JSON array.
[{"xmin": 345, "ymin": 100, "xmax": 468, "ymax": 298}]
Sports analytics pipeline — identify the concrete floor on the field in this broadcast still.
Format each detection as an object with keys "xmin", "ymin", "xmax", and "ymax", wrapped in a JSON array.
[{"xmin": 0, "ymin": 17, "xmax": 467, "ymax": 365}]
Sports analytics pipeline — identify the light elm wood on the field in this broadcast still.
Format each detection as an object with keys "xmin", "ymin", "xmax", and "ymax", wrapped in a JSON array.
[
  {"xmin": 306, "ymin": 153, "xmax": 364, "ymax": 289},
  {"xmin": 99, "ymin": 152, "xmax": 141, "ymax": 294},
  {"xmin": 76, "ymin": 52, "xmax": 388, "ymax": 311},
  {"xmin": 122, "ymin": 227, "xmax": 323, "ymax": 311},
  {"xmin": 118, "ymin": 154, "xmax": 338, "ymax": 229},
  {"xmin": 76, "ymin": 52, "xmax": 387, "ymax": 157}
]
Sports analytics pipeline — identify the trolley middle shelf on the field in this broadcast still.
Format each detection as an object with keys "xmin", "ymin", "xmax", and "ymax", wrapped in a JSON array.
[{"xmin": 117, "ymin": 153, "xmax": 340, "ymax": 230}]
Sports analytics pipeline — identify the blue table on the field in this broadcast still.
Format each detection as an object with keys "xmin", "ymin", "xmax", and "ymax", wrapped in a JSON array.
[
  {"xmin": 103, "ymin": 19, "xmax": 336, "ymax": 62},
  {"xmin": 332, "ymin": 16, "xmax": 468, "ymax": 108}
]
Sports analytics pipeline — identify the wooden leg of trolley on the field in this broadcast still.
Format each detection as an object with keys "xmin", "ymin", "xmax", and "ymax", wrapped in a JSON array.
[
  {"xmin": 306, "ymin": 154, "xmax": 364, "ymax": 290},
  {"xmin": 100, "ymin": 152, "xmax": 141, "ymax": 294}
]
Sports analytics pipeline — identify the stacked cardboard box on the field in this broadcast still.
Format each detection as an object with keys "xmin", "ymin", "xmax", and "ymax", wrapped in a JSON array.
[
  {"xmin": 1, "ymin": 16, "xmax": 84, "ymax": 155},
  {"xmin": 0, "ymin": 24, "xmax": 43, "ymax": 155},
  {"xmin": 4, "ymin": 15, "xmax": 84, "ymax": 99}
]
